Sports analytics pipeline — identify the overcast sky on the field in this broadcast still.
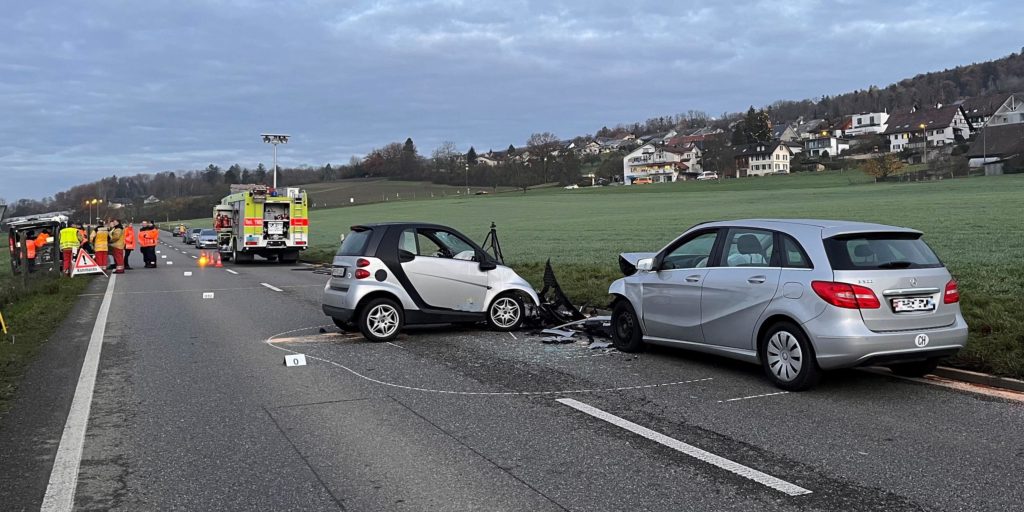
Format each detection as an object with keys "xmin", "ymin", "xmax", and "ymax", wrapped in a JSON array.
[{"xmin": 2, "ymin": 0, "xmax": 1021, "ymax": 200}]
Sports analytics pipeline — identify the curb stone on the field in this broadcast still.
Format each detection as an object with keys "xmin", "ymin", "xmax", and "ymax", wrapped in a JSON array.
[{"xmin": 932, "ymin": 366, "xmax": 1024, "ymax": 393}]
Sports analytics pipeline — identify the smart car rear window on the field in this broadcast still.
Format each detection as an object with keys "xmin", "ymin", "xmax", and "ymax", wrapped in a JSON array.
[
  {"xmin": 337, "ymin": 228, "xmax": 372, "ymax": 256},
  {"xmin": 824, "ymin": 233, "xmax": 942, "ymax": 270}
]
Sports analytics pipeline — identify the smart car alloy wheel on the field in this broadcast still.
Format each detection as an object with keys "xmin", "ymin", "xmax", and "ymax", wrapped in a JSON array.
[
  {"xmin": 358, "ymin": 298, "xmax": 404, "ymax": 342},
  {"xmin": 487, "ymin": 294, "xmax": 524, "ymax": 331}
]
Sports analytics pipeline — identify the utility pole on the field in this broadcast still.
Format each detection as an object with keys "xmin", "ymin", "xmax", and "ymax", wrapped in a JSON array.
[{"xmin": 261, "ymin": 134, "xmax": 290, "ymax": 188}]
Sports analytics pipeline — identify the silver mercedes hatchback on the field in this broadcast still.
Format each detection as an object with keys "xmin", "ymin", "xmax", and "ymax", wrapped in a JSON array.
[{"xmin": 608, "ymin": 219, "xmax": 968, "ymax": 390}]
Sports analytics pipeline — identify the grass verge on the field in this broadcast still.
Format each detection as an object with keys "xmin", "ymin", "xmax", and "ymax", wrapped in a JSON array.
[{"xmin": 0, "ymin": 251, "xmax": 92, "ymax": 414}]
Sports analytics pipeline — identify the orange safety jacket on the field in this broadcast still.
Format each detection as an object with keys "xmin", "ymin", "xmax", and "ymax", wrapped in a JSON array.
[
  {"xmin": 124, "ymin": 226, "xmax": 136, "ymax": 249},
  {"xmin": 26, "ymin": 238, "xmax": 36, "ymax": 259},
  {"xmin": 138, "ymin": 227, "xmax": 159, "ymax": 247}
]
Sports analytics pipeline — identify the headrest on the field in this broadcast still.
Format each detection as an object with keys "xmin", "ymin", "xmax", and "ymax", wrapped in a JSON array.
[{"xmin": 737, "ymin": 234, "xmax": 763, "ymax": 255}]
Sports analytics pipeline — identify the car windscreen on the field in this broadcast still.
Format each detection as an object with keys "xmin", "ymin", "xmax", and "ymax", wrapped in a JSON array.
[
  {"xmin": 823, "ymin": 233, "xmax": 942, "ymax": 270},
  {"xmin": 337, "ymin": 228, "xmax": 372, "ymax": 256},
  {"xmin": 200, "ymin": 230, "xmax": 215, "ymax": 236}
]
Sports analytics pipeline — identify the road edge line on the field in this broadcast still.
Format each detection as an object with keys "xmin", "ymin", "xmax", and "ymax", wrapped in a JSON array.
[
  {"xmin": 556, "ymin": 398, "xmax": 812, "ymax": 497},
  {"xmin": 40, "ymin": 274, "xmax": 117, "ymax": 512}
]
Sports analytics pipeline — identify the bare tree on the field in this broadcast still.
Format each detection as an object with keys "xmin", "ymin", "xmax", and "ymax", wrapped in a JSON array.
[
  {"xmin": 526, "ymin": 132, "xmax": 562, "ymax": 183},
  {"xmin": 431, "ymin": 141, "xmax": 461, "ymax": 173}
]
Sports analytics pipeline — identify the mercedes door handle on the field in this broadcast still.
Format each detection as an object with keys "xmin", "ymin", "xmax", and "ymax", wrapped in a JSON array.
[
  {"xmin": 685, "ymin": 275, "xmax": 701, "ymax": 283},
  {"xmin": 748, "ymin": 276, "xmax": 767, "ymax": 284}
]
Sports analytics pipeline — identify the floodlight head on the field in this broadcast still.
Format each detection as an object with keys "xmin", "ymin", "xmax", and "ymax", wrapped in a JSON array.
[{"xmin": 261, "ymin": 133, "xmax": 290, "ymax": 144}]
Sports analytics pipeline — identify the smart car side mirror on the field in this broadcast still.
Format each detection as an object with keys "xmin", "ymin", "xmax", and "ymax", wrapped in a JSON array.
[
  {"xmin": 479, "ymin": 260, "xmax": 497, "ymax": 271},
  {"xmin": 636, "ymin": 258, "xmax": 654, "ymax": 272}
]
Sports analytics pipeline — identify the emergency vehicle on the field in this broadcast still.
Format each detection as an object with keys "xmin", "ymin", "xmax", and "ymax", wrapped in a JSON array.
[
  {"xmin": 4, "ymin": 211, "xmax": 68, "ymax": 275},
  {"xmin": 215, "ymin": 185, "xmax": 309, "ymax": 263}
]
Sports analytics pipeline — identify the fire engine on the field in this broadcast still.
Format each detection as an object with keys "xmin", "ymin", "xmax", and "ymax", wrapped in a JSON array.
[{"xmin": 215, "ymin": 185, "xmax": 309, "ymax": 263}]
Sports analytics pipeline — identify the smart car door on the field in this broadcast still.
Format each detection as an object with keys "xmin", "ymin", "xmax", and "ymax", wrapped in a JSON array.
[
  {"xmin": 641, "ymin": 230, "xmax": 721, "ymax": 343},
  {"xmin": 700, "ymin": 228, "xmax": 781, "ymax": 351},
  {"xmin": 399, "ymin": 228, "xmax": 489, "ymax": 312}
]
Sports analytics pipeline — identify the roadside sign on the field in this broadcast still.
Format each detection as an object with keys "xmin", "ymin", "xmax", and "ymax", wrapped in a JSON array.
[
  {"xmin": 284, "ymin": 354, "xmax": 307, "ymax": 367},
  {"xmin": 184, "ymin": 271, "xmax": 192, "ymax": 276},
  {"xmin": 72, "ymin": 251, "xmax": 106, "ymax": 277},
  {"xmin": 202, "ymin": 292, "xmax": 214, "ymax": 299}
]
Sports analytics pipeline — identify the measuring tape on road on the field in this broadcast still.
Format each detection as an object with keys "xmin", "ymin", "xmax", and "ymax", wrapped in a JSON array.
[{"xmin": 0, "ymin": 310, "xmax": 7, "ymax": 335}]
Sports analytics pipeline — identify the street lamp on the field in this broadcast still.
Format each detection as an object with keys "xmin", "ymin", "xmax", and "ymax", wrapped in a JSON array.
[
  {"xmin": 465, "ymin": 162, "xmax": 470, "ymax": 196},
  {"xmin": 261, "ymin": 133, "xmax": 290, "ymax": 189},
  {"xmin": 85, "ymin": 198, "xmax": 103, "ymax": 225}
]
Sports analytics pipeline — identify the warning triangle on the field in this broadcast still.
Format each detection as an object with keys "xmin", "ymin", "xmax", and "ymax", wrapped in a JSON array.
[{"xmin": 72, "ymin": 251, "xmax": 107, "ymax": 277}]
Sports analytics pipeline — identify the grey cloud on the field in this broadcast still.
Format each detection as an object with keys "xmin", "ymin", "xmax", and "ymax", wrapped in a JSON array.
[{"xmin": 1, "ymin": 0, "xmax": 1022, "ymax": 199}]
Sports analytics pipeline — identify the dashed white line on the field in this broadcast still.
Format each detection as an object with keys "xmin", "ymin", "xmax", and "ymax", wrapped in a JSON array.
[
  {"xmin": 191, "ymin": 255, "xmax": 197, "ymax": 259},
  {"xmin": 225, "ymin": 269, "xmax": 238, "ymax": 275},
  {"xmin": 261, "ymin": 282, "xmax": 284, "ymax": 292},
  {"xmin": 40, "ymin": 274, "xmax": 118, "ymax": 511},
  {"xmin": 556, "ymin": 398, "xmax": 812, "ymax": 497},
  {"xmin": 718, "ymin": 391, "xmax": 790, "ymax": 403}
]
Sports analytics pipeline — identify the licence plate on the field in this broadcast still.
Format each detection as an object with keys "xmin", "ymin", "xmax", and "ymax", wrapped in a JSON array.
[
  {"xmin": 267, "ymin": 222, "xmax": 284, "ymax": 235},
  {"xmin": 331, "ymin": 266, "xmax": 348, "ymax": 278},
  {"xmin": 891, "ymin": 297, "xmax": 935, "ymax": 312}
]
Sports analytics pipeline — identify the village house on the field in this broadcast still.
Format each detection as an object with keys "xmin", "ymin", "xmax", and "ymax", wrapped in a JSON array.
[
  {"xmin": 845, "ymin": 112, "xmax": 889, "ymax": 136},
  {"xmin": 959, "ymin": 93, "xmax": 1014, "ymax": 127},
  {"xmin": 883, "ymin": 104, "xmax": 972, "ymax": 153},
  {"xmin": 622, "ymin": 143, "xmax": 696, "ymax": 184},
  {"xmin": 965, "ymin": 122, "xmax": 1024, "ymax": 174},
  {"xmin": 986, "ymin": 93, "xmax": 1024, "ymax": 126},
  {"xmin": 804, "ymin": 136, "xmax": 850, "ymax": 158},
  {"xmin": 733, "ymin": 141, "xmax": 793, "ymax": 177}
]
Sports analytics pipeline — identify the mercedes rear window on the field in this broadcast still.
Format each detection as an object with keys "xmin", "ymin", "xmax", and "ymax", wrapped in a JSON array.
[
  {"xmin": 337, "ymin": 228, "xmax": 372, "ymax": 256},
  {"xmin": 823, "ymin": 233, "xmax": 942, "ymax": 270}
]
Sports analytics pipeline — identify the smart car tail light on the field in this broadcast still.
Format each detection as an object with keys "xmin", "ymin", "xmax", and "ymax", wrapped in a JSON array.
[
  {"xmin": 354, "ymin": 268, "xmax": 371, "ymax": 279},
  {"xmin": 356, "ymin": 258, "xmax": 370, "ymax": 268},
  {"xmin": 811, "ymin": 281, "xmax": 880, "ymax": 309},
  {"xmin": 944, "ymin": 279, "xmax": 960, "ymax": 304}
]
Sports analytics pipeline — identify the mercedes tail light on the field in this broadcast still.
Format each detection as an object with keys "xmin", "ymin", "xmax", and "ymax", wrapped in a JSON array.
[
  {"xmin": 811, "ymin": 281, "xmax": 880, "ymax": 309},
  {"xmin": 944, "ymin": 279, "xmax": 960, "ymax": 304}
]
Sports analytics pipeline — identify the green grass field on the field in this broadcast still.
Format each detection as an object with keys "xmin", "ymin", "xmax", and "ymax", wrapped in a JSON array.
[
  {"xmin": 185, "ymin": 172, "xmax": 1024, "ymax": 378},
  {"xmin": 299, "ymin": 179, "xmax": 516, "ymax": 209},
  {"xmin": 0, "ymin": 251, "xmax": 92, "ymax": 413}
]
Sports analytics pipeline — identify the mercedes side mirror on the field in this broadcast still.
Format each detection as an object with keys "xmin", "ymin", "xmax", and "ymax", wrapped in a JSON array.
[
  {"xmin": 479, "ymin": 259, "xmax": 497, "ymax": 271},
  {"xmin": 636, "ymin": 258, "xmax": 654, "ymax": 272}
]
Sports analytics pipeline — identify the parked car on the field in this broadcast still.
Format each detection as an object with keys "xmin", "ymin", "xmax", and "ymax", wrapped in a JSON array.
[
  {"xmin": 186, "ymin": 228, "xmax": 203, "ymax": 245},
  {"xmin": 195, "ymin": 229, "xmax": 219, "ymax": 250},
  {"xmin": 322, "ymin": 222, "xmax": 540, "ymax": 342},
  {"xmin": 608, "ymin": 219, "xmax": 967, "ymax": 391},
  {"xmin": 696, "ymin": 171, "xmax": 719, "ymax": 181},
  {"xmin": 632, "ymin": 177, "xmax": 653, "ymax": 185}
]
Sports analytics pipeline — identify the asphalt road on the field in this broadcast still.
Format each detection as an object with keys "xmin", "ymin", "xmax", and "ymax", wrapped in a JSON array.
[{"xmin": 4, "ymin": 237, "xmax": 1024, "ymax": 511}]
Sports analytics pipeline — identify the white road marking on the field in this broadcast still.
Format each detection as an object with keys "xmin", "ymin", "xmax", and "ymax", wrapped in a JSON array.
[
  {"xmin": 385, "ymin": 342, "xmax": 404, "ymax": 349},
  {"xmin": 225, "ymin": 269, "xmax": 238, "ymax": 275},
  {"xmin": 508, "ymin": 332, "xmax": 517, "ymax": 340},
  {"xmin": 261, "ymin": 282, "xmax": 284, "ymax": 292},
  {"xmin": 40, "ymin": 274, "xmax": 117, "ymax": 512},
  {"xmin": 264, "ymin": 325, "xmax": 713, "ymax": 396},
  {"xmin": 556, "ymin": 398, "xmax": 812, "ymax": 497},
  {"xmin": 191, "ymin": 255, "xmax": 197, "ymax": 259},
  {"xmin": 718, "ymin": 391, "xmax": 790, "ymax": 403}
]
